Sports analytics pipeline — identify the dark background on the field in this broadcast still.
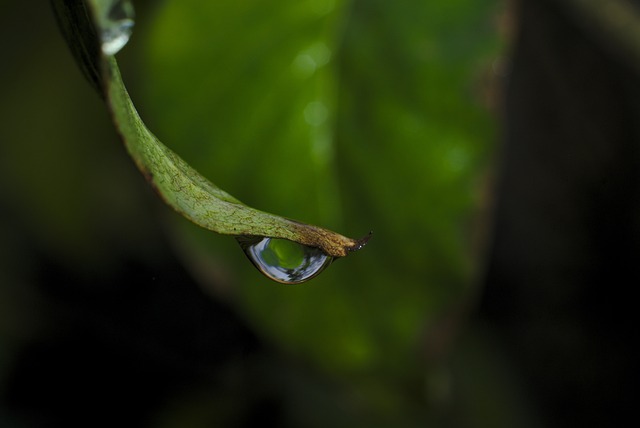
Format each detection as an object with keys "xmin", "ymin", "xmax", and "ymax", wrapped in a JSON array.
[{"xmin": 482, "ymin": 0, "xmax": 639, "ymax": 426}]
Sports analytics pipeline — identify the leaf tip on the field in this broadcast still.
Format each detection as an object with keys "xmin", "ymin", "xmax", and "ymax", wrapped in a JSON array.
[{"xmin": 347, "ymin": 231, "xmax": 373, "ymax": 253}]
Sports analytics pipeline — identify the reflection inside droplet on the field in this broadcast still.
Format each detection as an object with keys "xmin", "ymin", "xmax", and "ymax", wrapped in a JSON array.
[
  {"xmin": 92, "ymin": 0, "xmax": 135, "ymax": 55},
  {"xmin": 237, "ymin": 237, "xmax": 333, "ymax": 284}
]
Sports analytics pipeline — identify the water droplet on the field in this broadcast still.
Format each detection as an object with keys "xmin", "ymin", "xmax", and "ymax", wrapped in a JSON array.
[
  {"xmin": 237, "ymin": 237, "xmax": 333, "ymax": 284},
  {"xmin": 93, "ymin": 0, "xmax": 135, "ymax": 55}
]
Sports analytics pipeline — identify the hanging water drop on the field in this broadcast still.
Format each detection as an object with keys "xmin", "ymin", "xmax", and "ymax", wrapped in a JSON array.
[
  {"xmin": 93, "ymin": 0, "xmax": 135, "ymax": 55},
  {"xmin": 237, "ymin": 237, "xmax": 333, "ymax": 284}
]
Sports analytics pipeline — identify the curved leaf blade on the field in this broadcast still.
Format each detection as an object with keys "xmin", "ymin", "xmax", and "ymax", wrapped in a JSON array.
[{"xmin": 50, "ymin": 0, "xmax": 368, "ymax": 263}]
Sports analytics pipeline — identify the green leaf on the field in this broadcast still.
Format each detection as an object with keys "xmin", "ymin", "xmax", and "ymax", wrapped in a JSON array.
[{"xmin": 50, "ymin": 0, "xmax": 368, "ymax": 282}]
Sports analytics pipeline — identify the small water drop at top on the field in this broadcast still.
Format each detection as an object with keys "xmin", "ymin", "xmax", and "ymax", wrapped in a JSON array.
[
  {"xmin": 93, "ymin": 0, "xmax": 135, "ymax": 55},
  {"xmin": 237, "ymin": 237, "xmax": 333, "ymax": 284}
]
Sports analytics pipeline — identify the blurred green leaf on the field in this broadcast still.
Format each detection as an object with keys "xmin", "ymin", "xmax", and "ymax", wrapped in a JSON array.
[{"xmin": 141, "ymin": 0, "xmax": 500, "ymax": 379}]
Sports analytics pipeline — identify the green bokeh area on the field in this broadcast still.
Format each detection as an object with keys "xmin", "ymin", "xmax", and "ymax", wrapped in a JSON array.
[{"xmin": 141, "ymin": 0, "xmax": 499, "ymax": 377}]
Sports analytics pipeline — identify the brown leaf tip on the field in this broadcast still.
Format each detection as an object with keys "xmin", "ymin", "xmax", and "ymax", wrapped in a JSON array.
[{"xmin": 348, "ymin": 231, "xmax": 373, "ymax": 253}]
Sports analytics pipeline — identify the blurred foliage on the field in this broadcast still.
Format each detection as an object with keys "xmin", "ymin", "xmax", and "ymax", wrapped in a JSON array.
[
  {"xmin": 0, "ymin": 0, "xmax": 510, "ymax": 426},
  {"xmin": 140, "ymin": 0, "xmax": 500, "ymax": 377}
]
